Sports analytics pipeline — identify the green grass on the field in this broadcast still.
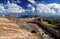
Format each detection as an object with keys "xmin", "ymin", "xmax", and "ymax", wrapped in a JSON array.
[{"xmin": 42, "ymin": 20, "xmax": 56, "ymax": 27}]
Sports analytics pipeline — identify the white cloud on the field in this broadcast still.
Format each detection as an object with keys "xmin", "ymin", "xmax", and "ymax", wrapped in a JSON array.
[
  {"xmin": 27, "ymin": 4, "xmax": 35, "ymax": 13},
  {"xmin": 0, "ymin": 5, "xmax": 5, "ymax": 12},
  {"xmin": 6, "ymin": 2, "xmax": 25, "ymax": 13},
  {"xmin": 0, "ymin": 0, "xmax": 60, "ymax": 15},
  {"xmin": 28, "ymin": 0, "xmax": 36, "ymax": 4},
  {"xmin": 47, "ymin": 3, "xmax": 60, "ymax": 13},
  {"xmin": 0, "ymin": 1, "xmax": 25, "ymax": 13},
  {"xmin": 27, "ymin": 3, "xmax": 59, "ymax": 14},
  {"xmin": 27, "ymin": 0, "xmax": 58, "ymax": 13},
  {"xmin": 31, "ymin": 7, "xmax": 35, "ymax": 13},
  {"xmin": 47, "ymin": 3, "xmax": 60, "ymax": 9},
  {"xmin": 36, "ymin": 3, "xmax": 57, "ymax": 13},
  {"xmin": 17, "ymin": 0, "xmax": 21, "ymax": 3},
  {"xmin": 27, "ymin": 0, "xmax": 60, "ymax": 14},
  {"xmin": 12, "ymin": 0, "xmax": 21, "ymax": 3},
  {"xmin": 28, "ymin": 4, "xmax": 32, "ymax": 7}
]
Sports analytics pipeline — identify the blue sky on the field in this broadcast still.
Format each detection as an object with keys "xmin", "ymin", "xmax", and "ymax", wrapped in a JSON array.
[
  {"xmin": 0, "ymin": 0, "xmax": 60, "ymax": 17},
  {"xmin": 1, "ymin": 0, "xmax": 60, "ymax": 8},
  {"xmin": 0, "ymin": 0, "xmax": 60, "ymax": 3}
]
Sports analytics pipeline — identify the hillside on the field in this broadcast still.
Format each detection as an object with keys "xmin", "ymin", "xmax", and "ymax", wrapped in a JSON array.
[
  {"xmin": 0, "ymin": 17, "xmax": 40, "ymax": 39},
  {"xmin": 0, "ymin": 16, "xmax": 55, "ymax": 39}
]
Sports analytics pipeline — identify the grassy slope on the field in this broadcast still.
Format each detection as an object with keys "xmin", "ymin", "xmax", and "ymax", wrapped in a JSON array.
[{"xmin": 41, "ymin": 20, "xmax": 56, "ymax": 27}]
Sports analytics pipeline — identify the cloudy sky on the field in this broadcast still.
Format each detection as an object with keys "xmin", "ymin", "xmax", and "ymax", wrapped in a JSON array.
[{"xmin": 0, "ymin": 0, "xmax": 60, "ymax": 17}]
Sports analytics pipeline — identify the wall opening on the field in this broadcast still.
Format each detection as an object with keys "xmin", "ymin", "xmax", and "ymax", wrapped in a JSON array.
[{"xmin": 31, "ymin": 30, "xmax": 36, "ymax": 33}]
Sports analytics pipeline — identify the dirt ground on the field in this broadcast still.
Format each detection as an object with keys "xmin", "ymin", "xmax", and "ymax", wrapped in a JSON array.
[
  {"xmin": 0, "ymin": 17, "xmax": 41, "ymax": 39},
  {"xmin": 0, "ymin": 17, "xmax": 54, "ymax": 39}
]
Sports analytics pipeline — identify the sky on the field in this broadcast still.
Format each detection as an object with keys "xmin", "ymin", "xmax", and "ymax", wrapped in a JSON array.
[{"xmin": 0, "ymin": 0, "xmax": 60, "ymax": 17}]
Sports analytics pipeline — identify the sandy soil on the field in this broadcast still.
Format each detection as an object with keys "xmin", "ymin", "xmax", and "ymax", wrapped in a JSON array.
[{"xmin": 0, "ymin": 17, "xmax": 40, "ymax": 39}]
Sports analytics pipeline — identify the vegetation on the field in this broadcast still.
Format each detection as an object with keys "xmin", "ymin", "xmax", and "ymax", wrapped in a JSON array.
[{"xmin": 41, "ymin": 20, "xmax": 56, "ymax": 27}]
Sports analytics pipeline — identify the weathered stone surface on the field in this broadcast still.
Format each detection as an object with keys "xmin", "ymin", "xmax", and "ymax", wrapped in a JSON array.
[{"xmin": 0, "ymin": 17, "xmax": 40, "ymax": 39}]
